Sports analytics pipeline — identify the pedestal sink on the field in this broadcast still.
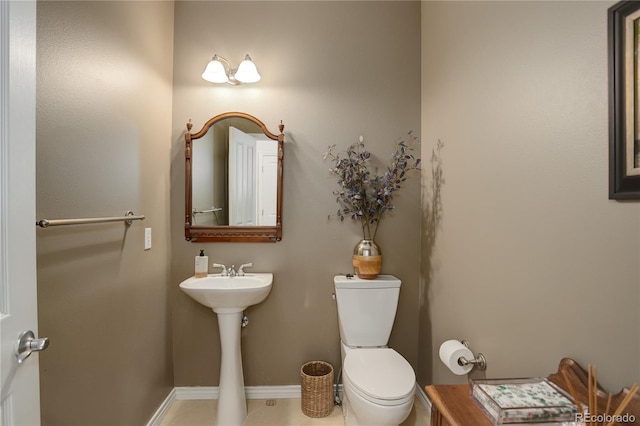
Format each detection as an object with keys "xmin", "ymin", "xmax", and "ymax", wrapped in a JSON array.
[{"xmin": 179, "ymin": 273, "xmax": 273, "ymax": 425}]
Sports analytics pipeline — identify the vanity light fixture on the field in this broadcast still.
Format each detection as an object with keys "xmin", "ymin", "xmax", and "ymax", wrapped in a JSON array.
[{"xmin": 201, "ymin": 54, "xmax": 261, "ymax": 85}]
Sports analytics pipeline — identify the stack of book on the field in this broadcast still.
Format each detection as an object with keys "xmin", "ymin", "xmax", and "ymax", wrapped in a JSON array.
[{"xmin": 471, "ymin": 378, "xmax": 584, "ymax": 424}]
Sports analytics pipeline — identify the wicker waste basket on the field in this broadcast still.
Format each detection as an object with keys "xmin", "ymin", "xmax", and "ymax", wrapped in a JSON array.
[{"xmin": 300, "ymin": 361, "xmax": 334, "ymax": 418}]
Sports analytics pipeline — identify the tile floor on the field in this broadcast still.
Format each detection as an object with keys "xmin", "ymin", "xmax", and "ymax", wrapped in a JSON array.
[{"xmin": 159, "ymin": 396, "xmax": 430, "ymax": 426}]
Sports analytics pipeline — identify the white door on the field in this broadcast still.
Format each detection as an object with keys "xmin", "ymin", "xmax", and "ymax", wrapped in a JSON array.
[
  {"xmin": 228, "ymin": 127, "xmax": 257, "ymax": 226},
  {"xmin": 0, "ymin": 1, "xmax": 42, "ymax": 425},
  {"xmin": 256, "ymin": 141, "xmax": 278, "ymax": 226}
]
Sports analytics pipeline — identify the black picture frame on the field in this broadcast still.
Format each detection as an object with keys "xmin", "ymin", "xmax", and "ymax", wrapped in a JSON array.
[{"xmin": 609, "ymin": 1, "xmax": 640, "ymax": 199}]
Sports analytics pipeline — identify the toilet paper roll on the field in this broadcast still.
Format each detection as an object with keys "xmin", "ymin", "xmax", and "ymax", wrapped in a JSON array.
[{"xmin": 439, "ymin": 340, "xmax": 474, "ymax": 375}]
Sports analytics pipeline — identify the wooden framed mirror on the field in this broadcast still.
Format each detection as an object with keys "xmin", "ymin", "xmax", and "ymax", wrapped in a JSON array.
[{"xmin": 185, "ymin": 112, "xmax": 284, "ymax": 242}]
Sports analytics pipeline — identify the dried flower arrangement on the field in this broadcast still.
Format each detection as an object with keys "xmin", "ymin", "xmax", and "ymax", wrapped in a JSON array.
[{"xmin": 323, "ymin": 133, "xmax": 421, "ymax": 241}]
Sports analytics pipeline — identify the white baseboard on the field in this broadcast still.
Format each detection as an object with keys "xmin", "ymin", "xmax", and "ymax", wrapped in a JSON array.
[
  {"xmin": 174, "ymin": 385, "xmax": 306, "ymax": 400},
  {"xmin": 415, "ymin": 384, "xmax": 432, "ymax": 413},
  {"xmin": 146, "ymin": 388, "xmax": 176, "ymax": 426},
  {"xmin": 147, "ymin": 382, "xmax": 429, "ymax": 426}
]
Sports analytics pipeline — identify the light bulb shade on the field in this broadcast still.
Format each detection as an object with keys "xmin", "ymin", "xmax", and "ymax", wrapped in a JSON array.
[
  {"xmin": 202, "ymin": 57, "xmax": 229, "ymax": 83},
  {"xmin": 234, "ymin": 55, "xmax": 261, "ymax": 83}
]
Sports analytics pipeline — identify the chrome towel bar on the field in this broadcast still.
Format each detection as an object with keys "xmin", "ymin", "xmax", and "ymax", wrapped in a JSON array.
[{"xmin": 36, "ymin": 210, "xmax": 145, "ymax": 228}]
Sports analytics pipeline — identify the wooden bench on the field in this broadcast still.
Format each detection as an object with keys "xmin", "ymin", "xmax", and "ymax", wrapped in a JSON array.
[{"xmin": 425, "ymin": 357, "xmax": 639, "ymax": 426}]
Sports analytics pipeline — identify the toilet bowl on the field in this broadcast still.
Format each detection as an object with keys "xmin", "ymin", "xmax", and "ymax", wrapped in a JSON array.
[{"xmin": 341, "ymin": 346, "xmax": 415, "ymax": 426}]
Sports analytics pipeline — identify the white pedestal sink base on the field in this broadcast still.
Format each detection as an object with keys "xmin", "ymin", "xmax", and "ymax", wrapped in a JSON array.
[{"xmin": 216, "ymin": 310, "xmax": 247, "ymax": 426}]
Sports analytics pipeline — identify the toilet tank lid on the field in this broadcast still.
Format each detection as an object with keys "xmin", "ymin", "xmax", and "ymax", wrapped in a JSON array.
[{"xmin": 334, "ymin": 274, "xmax": 400, "ymax": 289}]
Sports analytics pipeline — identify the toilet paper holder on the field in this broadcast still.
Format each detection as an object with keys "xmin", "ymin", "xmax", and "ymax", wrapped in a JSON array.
[{"xmin": 459, "ymin": 340, "xmax": 487, "ymax": 370}]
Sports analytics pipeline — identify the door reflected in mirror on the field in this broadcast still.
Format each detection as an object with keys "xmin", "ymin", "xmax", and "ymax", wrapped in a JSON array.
[
  {"xmin": 185, "ymin": 113, "xmax": 284, "ymax": 242},
  {"xmin": 192, "ymin": 122, "xmax": 278, "ymax": 226}
]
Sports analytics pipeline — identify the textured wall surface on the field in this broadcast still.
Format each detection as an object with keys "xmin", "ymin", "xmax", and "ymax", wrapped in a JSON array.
[
  {"xmin": 36, "ymin": 2, "xmax": 175, "ymax": 424},
  {"xmin": 171, "ymin": 1, "xmax": 422, "ymax": 387},
  {"xmin": 420, "ymin": 0, "xmax": 640, "ymax": 391}
]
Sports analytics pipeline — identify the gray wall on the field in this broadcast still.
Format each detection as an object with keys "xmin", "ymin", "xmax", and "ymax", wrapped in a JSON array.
[
  {"xmin": 171, "ymin": 1, "xmax": 422, "ymax": 386},
  {"xmin": 36, "ymin": 2, "xmax": 175, "ymax": 424},
  {"xmin": 419, "ymin": 1, "xmax": 640, "ymax": 391}
]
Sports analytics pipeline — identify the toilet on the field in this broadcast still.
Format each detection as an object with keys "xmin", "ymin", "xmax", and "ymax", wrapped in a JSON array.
[{"xmin": 334, "ymin": 275, "xmax": 415, "ymax": 426}]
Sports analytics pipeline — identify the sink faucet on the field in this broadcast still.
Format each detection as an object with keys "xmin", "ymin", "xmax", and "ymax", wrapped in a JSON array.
[
  {"xmin": 212, "ymin": 262, "xmax": 252, "ymax": 277},
  {"xmin": 228, "ymin": 265, "xmax": 237, "ymax": 277}
]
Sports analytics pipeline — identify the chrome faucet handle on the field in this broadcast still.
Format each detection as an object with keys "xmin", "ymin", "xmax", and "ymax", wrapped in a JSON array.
[
  {"xmin": 212, "ymin": 263, "xmax": 228, "ymax": 276},
  {"xmin": 238, "ymin": 263, "xmax": 253, "ymax": 276}
]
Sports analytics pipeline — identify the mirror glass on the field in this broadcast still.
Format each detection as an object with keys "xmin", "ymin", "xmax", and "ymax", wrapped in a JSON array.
[{"xmin": 185, "ymin": 112, "xmax": 284, "ymax": 242}]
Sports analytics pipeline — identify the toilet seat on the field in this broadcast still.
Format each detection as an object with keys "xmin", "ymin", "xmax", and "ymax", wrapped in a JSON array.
[{"xmin": 343, "ymin": 348, "xmax": 415, "ymax": 406}]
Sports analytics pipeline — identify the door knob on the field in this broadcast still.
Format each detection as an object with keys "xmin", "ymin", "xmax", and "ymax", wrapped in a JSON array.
[{"xmin": 16, "ymin": 330, "xmax": 49, "ymax": 364}]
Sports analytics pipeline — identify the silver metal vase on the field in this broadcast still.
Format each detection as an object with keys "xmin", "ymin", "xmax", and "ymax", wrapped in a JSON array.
[{"xmin": 352, "ymin": 239, "xmax": 382, "ymax": 279}]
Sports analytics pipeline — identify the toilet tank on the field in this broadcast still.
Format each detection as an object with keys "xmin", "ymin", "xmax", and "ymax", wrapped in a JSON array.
[{"xmin": 334, "ymin": 275, "xmax": 401, "ymax": 347}]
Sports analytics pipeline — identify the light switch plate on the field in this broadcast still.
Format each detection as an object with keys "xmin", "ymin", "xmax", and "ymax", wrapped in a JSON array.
[{"xmin": 144, "ymin": 227, "xmax": 152, "ymax": 250}]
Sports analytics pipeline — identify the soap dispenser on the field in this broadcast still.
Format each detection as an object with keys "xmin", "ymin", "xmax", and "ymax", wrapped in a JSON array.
[{"xmin": 195, "ymin": 250, "xmax": 208, "ymax": 278}]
